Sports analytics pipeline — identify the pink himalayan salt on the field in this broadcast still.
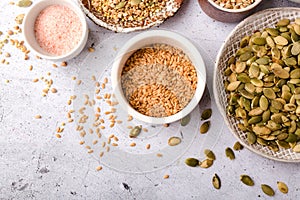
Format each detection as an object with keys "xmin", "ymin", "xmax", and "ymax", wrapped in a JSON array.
[{"xmin": 34, "ymin": 5, "xmax": 82, "ymax": 56}]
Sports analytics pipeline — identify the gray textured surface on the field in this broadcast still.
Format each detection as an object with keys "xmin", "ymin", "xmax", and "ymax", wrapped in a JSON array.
[{"xmin": 1, "ymin": 0, "xmax": 300, "ymax": 199}]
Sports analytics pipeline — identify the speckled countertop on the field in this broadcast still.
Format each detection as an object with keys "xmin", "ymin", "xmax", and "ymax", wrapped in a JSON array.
[{"xmin": 1, "ymin": 0, "xmax": 300, "ymax": 199}]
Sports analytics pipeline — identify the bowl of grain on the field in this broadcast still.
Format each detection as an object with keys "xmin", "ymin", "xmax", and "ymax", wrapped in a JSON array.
[
  {"xmin": 199, "ymin": 0, "xmax": 263, "ymax": 23},
  {"xmin": 111, "ymin": 30, "xmax": 206, "ymax": 124},
  {"xmin": 23, "ymin": 0, "xmax": 88, "ymax": 61}
]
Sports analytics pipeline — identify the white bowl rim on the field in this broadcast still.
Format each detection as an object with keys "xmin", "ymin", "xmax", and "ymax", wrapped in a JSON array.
[
  {"xmin": 207, "ymin": 0, "xmax": 263, "ymax": 13},
  {"xmin": 23, "ymin": 0, "xmax": 88, "ymax": 61},
  {"xmin": 111, "ymin": 30, "xmax": 206, "ymax": 124}
]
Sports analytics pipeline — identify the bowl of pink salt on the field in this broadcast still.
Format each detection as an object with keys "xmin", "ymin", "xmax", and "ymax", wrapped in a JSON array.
[{"xmin": 23, "ymin": 0, "xmax": 88, "ymax": 61}]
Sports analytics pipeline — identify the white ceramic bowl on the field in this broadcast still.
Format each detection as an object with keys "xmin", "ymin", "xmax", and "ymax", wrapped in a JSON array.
[
  {"xmin": 23, "ymin": 0, "xmax": 88, "ymax": 61},
  {"xmin": 289, "ymin": 0, "xmax": 300, "ymax": 3},
  {"xmin": 208, "ymin": 0, "xmax": 262, "ymax": 13},
  {"xmin": 111, "ymin": 30, "xmax": 206, "ymax": 124}
]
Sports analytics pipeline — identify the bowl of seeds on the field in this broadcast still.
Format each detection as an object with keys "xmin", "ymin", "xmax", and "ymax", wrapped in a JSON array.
[
  {"xmin": 214, "ymin": 7, "xmax": 300, "ymax": 162},
  {"xmin": 23, "ymin": 0, "xmax": 88, "ymax": 61},
  {"xmin": 111, "ymin": 30, "xmax": 206, "ymax": 124},
  {"xmin": 77, "ymin": 0, "xmax": 183, "ymax": 32},
  {"xmin": 198, "ymin": 0, "xmax": 263, "ymax": 23}
]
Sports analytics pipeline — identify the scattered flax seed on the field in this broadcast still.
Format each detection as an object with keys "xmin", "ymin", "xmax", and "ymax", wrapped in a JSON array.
[
  {"xmin": 88, "ymin": 47, "xmax": 95, "ymax": 52},
  {"xmin": 95, "ymin": 88, "xmax": 100, "ymax": 94},
  {"xmin": 71, "ymin": 76, "xmax": 76, "ymax": 80},
  {"xmin": 5, "ymin": 52, "xmax": 11, "ymax": 57},
  {"xmin": 47, "ymin": 72, "xmax": 51, "ymax": 76},
  {"xmin": 100, "ymin": 126, "xmax": 105, "ymax": 129},
  {"xmin": 24, "ymin": 54, "xmax": 29, "ymax": 60},
  {"xmin": 29, "ymin": 65, "xmax": 33, "ymax": 71},
  {"xmin": 127, "ymin": 126, "xmax": 133, "ymax": 129},
  {"xmin": 68, "ymin": 118, "xmax": 74, "ymax": 123},
  {"xmin": 70, "ymin": 95, "xmax": 77, "ymax": 100},
  {"xmin": 67, "ymin": 99, "xmax": 72, "ymax": 105},
  {"xmin": 89, "ymin": 128, "xmax": 94, "ymax": 134},
  {"xmin": 102, "ymin": 142, "xmax": 106, "ymax": 147},
  {"xmin": 99, "ymin": 152, "xmax": 104, "ymax": 157},
  {"xmin": 33, "ymin": 78, "xmax": 39, "ymax": 82},
  {"xmin": 106, "ymin": 146, "xmax": 110, "ymax": 152},
  {"xmin": 88, "ymin": 149, "xmax": 94, "ymax": 154},
  {"xmin": 113, "ymin": 136, "xmax": 119, "ymax": 142},
  {"xmin": 35, "ymin": 115, "xmax": 42, "ymax": 119},
  {"xmin": 7, "ymin": 30, "xmax": 13, "ymax": 35},
  {"xmin": 163, "ymin": 174, "xmax": 170, "ymax": 179},
  {"xmin": 143, "ymin": 128, "xmax": 148, "ymax": 132},
  {"xmin": 112, "ymin": 143, "xmax": 118, "ymax": 146},
  {"xmin": 130, "ymin": 142, "xmax": 136, "ymax": 147},
  {"xmin": 103, "ymin": 77, "xmax": 108, "ymax": 84},
  {"xmin": 61, "ymin": 122, "xmax": 65, "ymax": 126},
  {"xmin": 157, "ymin": 153, "xmax": 163, "ymax": 157},
  {"xmin": 92, "ymin": 140, "xmax": 98, "ymax": 145},
  {"xmin": 146, "ymin": 144, "xmax": 151, "ymax": 149},
  {"xmin": 108, "ymin": 134, "xmax": 115, "ymax": 139},
  {"xmin": 163, "ymin": 123, "xmax": 169, "ymax": 127},
  {"xmin": 55, "ymin": 134, "xmax": 62, "ymax": 138},
  {"xmin": 91, "ymin": 75, "xmax": 96, "ymax": 81},
  {"xmin": 79, "ymin": 141, "xmax": 85, "ymax": 145},
  {"xmin": 5, "ymin": 79, "xmax": 10, "ymax": 83},
  {"xmin": 77, "ymin": 80, "xmax": 82, "ymax": 85},
  {"xmin": 85, "ymin": 145, "xmax": 91, "ymax": 149},
  {"xmin": 67, "ymin": 113, "xmax": 71, "ymax": 118},
  {"xmin": 95, "ymin": 82, "xmax": 100, "ymax": 87},
  {"xmin": 61, "ymin": 61, "xmax": 67, "ymax": 67},
  {"xmin": 127, "ymin": 115, "xmax": 133, "ymax": 121},
  {"xmin": 116, "ymin": 120, "xmax": 123, "ymax": 124},
  {"xmin": 51, "ymin": 88, "xmax": 57, "ymax": 93},
  {"xmin": 107, "ymin": 138, "xmax": 111, "ymax": 144},
  {"xmin": 101, "ymin": 83, "xmax": 105, "ymax": 89},
  {"xmin": 96, "ymin": 166, "xmax": 102, "ymax": 171}
]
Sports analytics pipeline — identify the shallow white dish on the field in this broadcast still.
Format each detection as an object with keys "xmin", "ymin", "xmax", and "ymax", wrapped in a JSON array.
[
  {"xmin": 214, "ymin": 7, "xmax": 300, "ymax": 162},
  {"xmin": 208, "ymin": 0, "xmax": 262, "ymax": 13},
  {"xmin": 111, "ymin": 30, "xmax": 206, "ymax": 124},
  {"xmin": 23, "ymin": 0, "xmax": 88, "ymax": 61}
]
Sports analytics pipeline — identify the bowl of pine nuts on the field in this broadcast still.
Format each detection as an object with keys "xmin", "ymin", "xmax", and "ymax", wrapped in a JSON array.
[
  {"xmin": 111, "ymin": 30, "xmax": 206, "ymax": 124},
  {"xmin": 199, "ymin": 0, "xmax": 263, "ymax": 23}
]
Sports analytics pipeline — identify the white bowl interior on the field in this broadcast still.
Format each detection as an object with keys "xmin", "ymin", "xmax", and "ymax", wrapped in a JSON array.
[
  {"xmin": 111, "ymin": 30, "xmax": 206, "ymax": 124},
  {"xmin": 208, "ymin": 0, "xmax": 262, "ymax": 13},
  {"xmin": 23, "ymin": 0, "xmax": 88, "ymax": 61}
]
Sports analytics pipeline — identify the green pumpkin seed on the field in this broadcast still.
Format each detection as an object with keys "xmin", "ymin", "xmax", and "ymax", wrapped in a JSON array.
[
  {"xmin": 272, "ymin": 63, "xmax": 289, "ymax": 79},
  {"xmin": 290, "ymin": 68, "xmax": 300, "ymax": 79},
  {"xmin": 257, "ymin": 137, "xmax": 268, "ymax": 146},
  {"xmin": 261, "ymin": 184, "xmax": 275, "ymax": 196},
  {"xmin": 212, "ymin": 174, "xmax": 221, "ymax": 189},
  {"xmin": 239, "ymin": 52, "xmax": 253, "ymax": 62},
  {"xmin": 240, "ymin": 36, "xmax": 250, "ymax": 48},
  {"xmin": 284, "ymin": 57, "xmax": 297, "ymax": 66},
  {"xmin": 277, "ymin": 181, "xmax": 288, "ymax": 194},
  {"xmin": 274, "ymin": 36, "xmax": 289, "ymax": 46},
  {"xmin": 251, "ymin": 96, "xmax": 260, "ymax": 108},
  {"xmin": 277, "ymin": 133, "xmax": 289, "ymax": 140},
  {"xmin": 266, "ymin": 36, "xmax": 275, "ymax": 48},
  {"xmin": 284, "ymin": 103, "xmax": 296, "ymax": 111},
  {"xmin": 204, "ymin": 149, "xmax": 216, "ymax": 160},
  {"xmin": 277, "ymin": 140, "xmax": 290, "ymax": 149},
  {"xmin": 129, "ymin": 125, "xmax": 142, "ymax": 138},
  {"xmin": 281, "ymin": 32, "xmax": 292, "ymax": 43},
  {"xmin": 199, "ymin": 159, "xmax": 213, "ymax": 168},
  {"xmin": 17, "ymin": 0, "xmax": 32, "ymax": 7},
  {"xmin": 253, "ymin": 126, "xmax": 271, "ymax": 135},
  {"xmin": 248, "ymin": 116, "xmax": 262, "ymax": 124},
  {"xmin": 200, "ymin": 121, "xmax": 210, "ymax": 134},
  {"xmin": 240, "ymin": 175, "xmax": 254, "ymax": 186},
  {"xmin": 271, "ymin": 47, "xmax": 281, "ymax": 59},
  {"xmin": 262, "ymin": 110, "xmax": 271, "ymax": 123},
  {"xmin": 291, "ymin": 42, "xmax": 300, "ymax": 55},
  {"xmin": 249, "ymin": 64, "xmax": 260, "ymax": 78},
  {"xmin": 291, "ymin": 30, "xmax": 299, "ymax": 42},
  {"xmin": 168, "ymin": 137, "xmax": 181, "ymax": 146},
  {"xmin": 256, "ymin": 57, "xmax": 269, "ymax": 65},
  {"xmin": 263, "ymin": 88, "xmax": 276, "ymax": 99},
  {"xmin": 271, "ymin": 99, "xmax": 283, "ymax": 110},
  {"xmin": 227, "ymin": 81, "xmax": 241, "ymax": 91},
  {"xmin": 233, "ymin": 141, "xmax": 244, "ymax": 151},
  {"xmin": 285, "ymin": 133, "xmax": 298, "ymax": 143},
  {"xmin": 266, "ymin": 28, "xmax": 279, "ymax": 36},
  {"xmin": 235, "ymin": 61, "xmax": 246, "ymax": 73},
  {"xmin": 277, "ymin": 19, "xmax": 290, "ymax": 27},
  {"xmin": 270, "ymin": 113, "xmax": 283, "ymax": 123},
  {"xmin": 252, "ymin": 37, "xmax": 266, "ymax": 45},
  {"xmin": 225, "ymin": 147, "xmax": 235, "ymax": 160},
  {"xmin": 227, "ymin": 56, "xmax": 236, "ymax": 65},
  {"xmin": 296, "ymin": 18, "xmax": 300, "ymax": 25},
  {"xmin": 245, "ymin": 83, "xmax": 256, "ymax": 94},
  {"xmin": 185, "ymin": 158, "xmax": 199, "ymax": 167},
  {"xmin": 240, "ymin": 89, "xmax": 254, "ymax": 99},
  {"xmin": 250, "ymin": 78, "xmax": 264, "ymax": 87},
  {"xmin": 180, "ymin": 114, "xmax": 191, "ymax": 126},
  {"xmin": 294, "ymin": 24, "xmax": 300, "ymax": 35},
  {"xmin": 201, "ymin": 108, "xmax": 212, "ymax": 120},
  {"xmin": 249, "ymin": 107, "xmax": 264, "ymax": 116},
  {"xmin": 115, "ymin": 1, "xmax": 126, "ymax": 9},
  {"xmin": 282, "ymin": 45, "xmax": 292, "ymax": 58},
  {"xmin": 259, "ymin": 95, "xmax": 269, "ymax": 111},
  {"xmin": 237, "ymin": 73, "xmax": 250, "ymax": 83},
  {"xmin": 131, "ymin": 0, "xmax": 142, "ymax": 5},
  {"xmin": 292, "ymin": 143, "xmax": 300, "ymax": 152}
]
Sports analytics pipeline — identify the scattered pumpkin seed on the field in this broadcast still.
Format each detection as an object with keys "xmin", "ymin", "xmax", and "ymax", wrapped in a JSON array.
[
  {"xmin": 233, "ymin": 141, "xmax": 244, "ymax": 151},
  {"xmin": 204, "ymin": 149, "xmax": 216, "ymax": 160},
  {"xmin": 212, "ymin": 174, "xmax": 221, "ymax": 189},
  {"xmin": 168, "ymin": 137, "xmax": 181, "ymax": 146},
  {"xmin": 200, "ymin": 121, "xmax": 210, "ymax": 134},
  {"xmin": 199, "ymin": 159, "xmax": 213, "ymax": 168},
  {"xmin": 277, "ymin": 181, "xmax": 288, "ymax": 194},
  {"xmin": 17, "ymin": 0, "xmax": 32, "ymax": 7},
  {"xmin": 261, "ymin": 184, "xmax": 275, "ymax": 196},
  {"xmin": 180, "ymin": 114, "xmax": 191, "ymax": 126},
  {"xmin": 225, "ymin": 147, "xmax": 235, "ymax": 160},
  {"xmin": 185, "ymin": 158, "xmax": 199, "ymax": 167},
  {"xmin": 201, "ymin": 108, "xmax": 212, "ymax": 120},
  {"xmin": 115, "ymin": 1, "xmax": 126, "ymax": 9},
  {"xmin": 129, "ymin": 125, "xmax": 141, "ymax": 138},
  {"xmin": 240, "ymin": 175, "xmax": 254, "ymax": 186}
]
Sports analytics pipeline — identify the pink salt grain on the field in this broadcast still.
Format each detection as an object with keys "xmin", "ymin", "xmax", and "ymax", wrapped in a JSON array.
[{"xmin": 34, "ymin": 5, "xmax": 82, "ymax": 56}]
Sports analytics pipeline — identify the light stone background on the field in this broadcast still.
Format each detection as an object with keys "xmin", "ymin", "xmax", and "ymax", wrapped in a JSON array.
[{"xmin": 1, "ymin": 0, "xmax": 300, "ymax": 199}]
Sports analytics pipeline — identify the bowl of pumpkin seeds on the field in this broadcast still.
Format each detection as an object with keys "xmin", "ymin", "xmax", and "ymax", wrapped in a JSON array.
[{"xmin": 214, "ymin": 7, "xmax": 300, "ymax": 162}]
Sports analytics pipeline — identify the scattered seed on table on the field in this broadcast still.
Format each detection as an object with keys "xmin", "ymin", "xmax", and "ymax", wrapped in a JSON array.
[
  {"xmin": 277, "ymin": 181, "xmax": 288, "ymax": 194},
  {"xmin": 199, "ymin": 159, "xmax": 213, "ymax": 168},
  {"xmin": 99, "ymin": 152, "xmax": 104, "ymax": 157},
  {"xmin": 24, "ymin": 55, "xmax": 29, "ymax": 60},
  {"xmin": 33, "ymin": 78, "xmax": 39, "ymax": 82},
  {"xmin": 106, "ymin": 146, "xmax": 110, "ymax": 152},
  {"xmin": 225, "ymin": 147, "xmax": 235, "ymax": 160},
  {"xmin": 146, "ymin": 144, "xmax": 151, "ymax": 149},
  {"xmin": 261, "ymin": 184, "xmax": 275, "ymax": 196},
  {"xmin": 240, "ymin": 175, "xmax": 254, "ymax": 186},
  {"xmin": 163, "ymin": 123, "xmax": 169, "ymax": 127},
  {"xmin": 5, "ymin": 52, "xmax": 11, "ymax": 57},
  {"xmin": 35, "ymin": 115, "xmax": 42, "ymax": 119},
  {"xmin": 185, "ymin": 158, "xmax": 199, "ymax": 167},
  {"xmin": 200, "ymin": 121, "xmax": 210, "ymax": 134},
  {"xmin": 88, "ymin": 47, "xmax": 95, "ymax": 52},
  {"xmin": 51, "ymin": 88, "xmax": 57, "ymax": 93},
  {"xmin": 7, "ymin": 30, "xmax": 13, "ymax": 35},
  {"xmin": 55, "ymin": 134, "xmax": 61, "ymax": 138},
  {"xmin": 91, "ymin": 75, "xmax": 96, "ymax": 81},
  {"xmin": 233, "ymin": 141, "xmax": 244, "ymax": 151},
  {"xmin": 85, "ymin": 145, "xmax": 91, "ymax": 150},
  {"xmin": 130, "ymin": 142, "xmax": 136, "ymax": 147},
  {"xmin": 201, "ymin": 108, "xmax": 212, "ymax": 120},
  {"xmin": 29, "ymin": 65, "xmax": 33, "ymax": 71},
  {"xmin": 127, "ymin": 115, "xmax": 133, "ymax": 121},
  {"xmin": 163, "ymin": 174, "xmax": 169, "ymax": 179},
  {"xmin": 88, "ymin": 149, "xmax": 94, "ymax": 154},
  {"xmin": 96, "ymin": 166, "xmax": 102, "ymax": 171},
  {"xmin": 112, "ymin": 143, "xmax": 118, "ymax": 146},
  {"xmin": 77, "ymin": 80, "xmax": 82, "ymax": 85},
  {"xmin": 92, "ymin": 140, "xmax": 98, "ymax": 145},
  {"xmin": 156, "ymin": 153, "xmax": 163, "ymax": 157},
  {"xmin": 79, "ymin": 141, "xmax": 85, "ymax": 145},
  {"xmin": 212, "ymin": 174, "xmax": 221, "ymax": 189},
  {"xmin": 60, "ymin": 61, "xmax": 67, "ymax": 67},
  {"xmin": 67, "ymin": 100, "xmax": 72, "ymax": 105}
]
